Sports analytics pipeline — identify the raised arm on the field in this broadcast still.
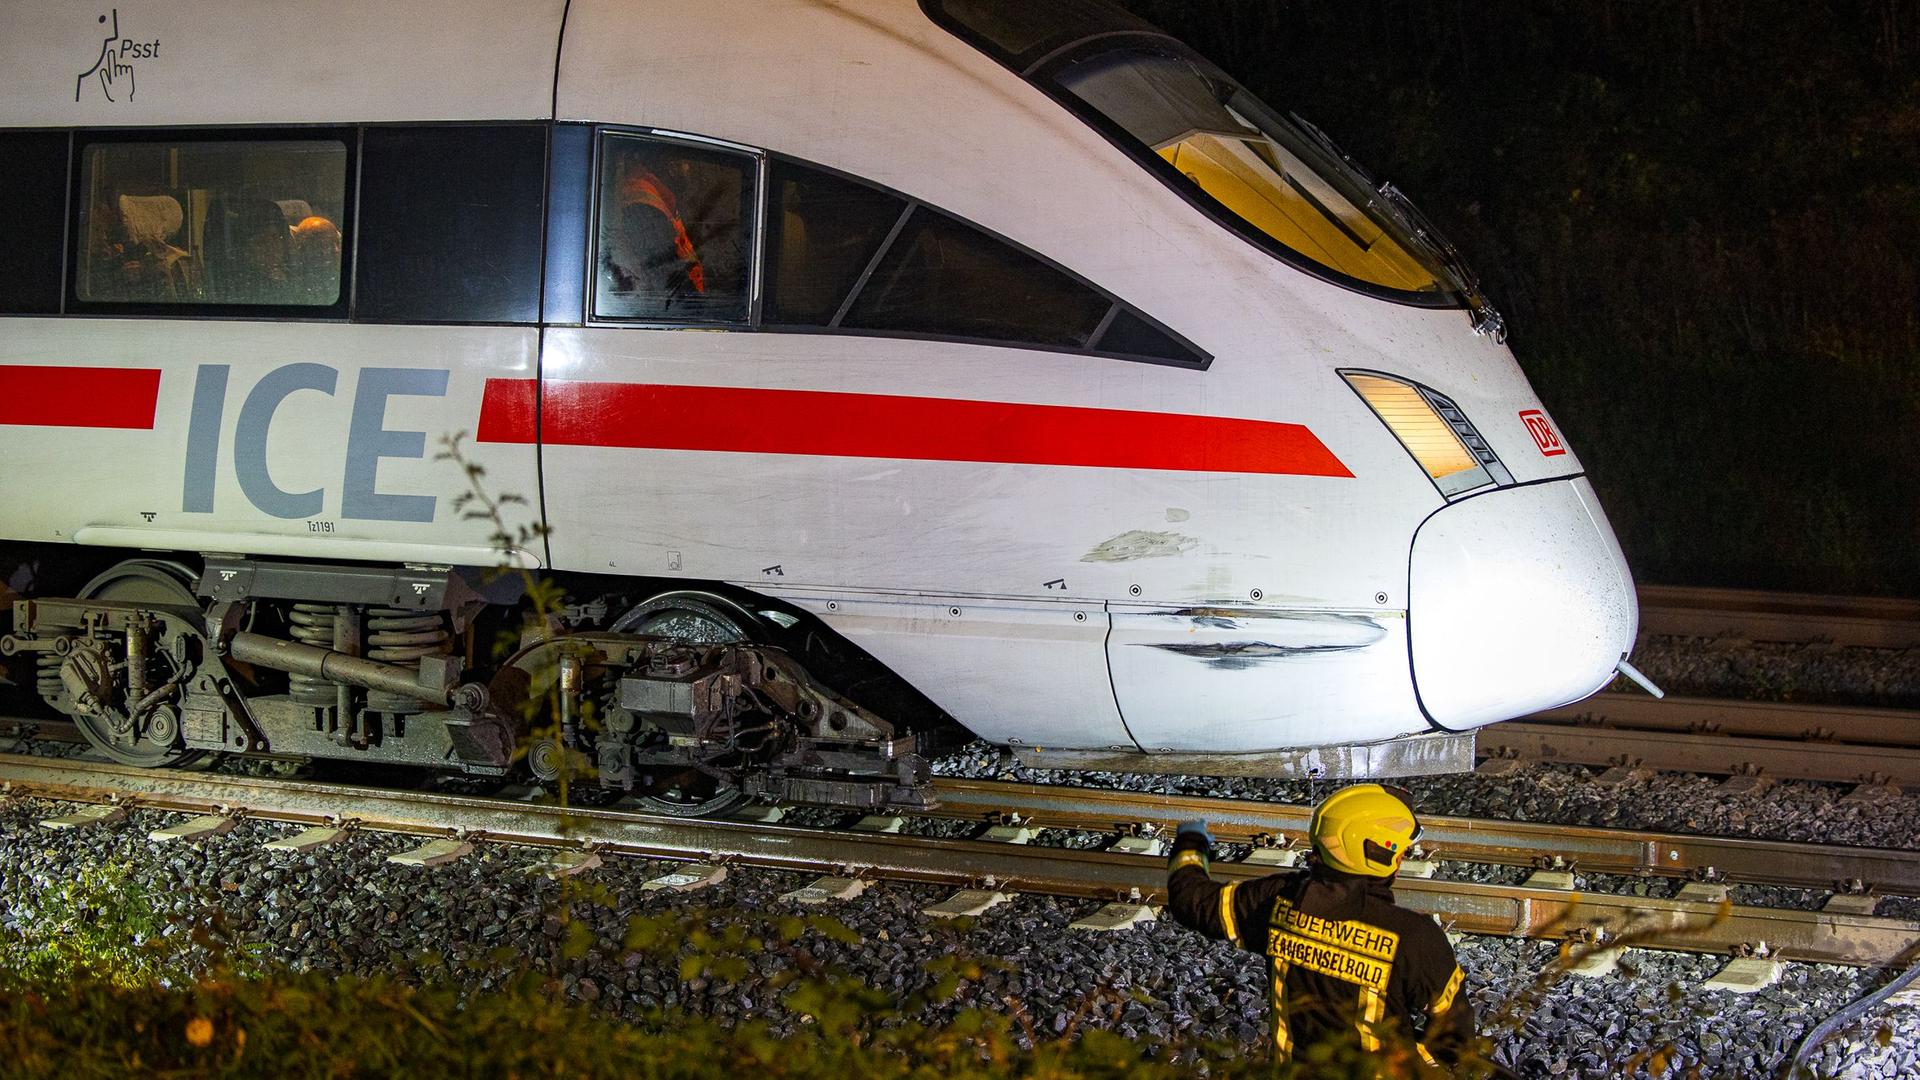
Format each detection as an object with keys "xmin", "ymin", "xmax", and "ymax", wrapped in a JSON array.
[{"xmin": 1165, "ymin": 819, "xmax": 1293, "ymax": 952}]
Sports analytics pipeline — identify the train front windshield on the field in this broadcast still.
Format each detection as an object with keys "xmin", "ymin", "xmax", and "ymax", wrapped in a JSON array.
[
  {"xmin": 925, "ymin": 0, "xmax": 1471, "ymax": 304},
  {"xmin": 1053, "ymin": 48, "xmax": 1453, "ymax": 296}
]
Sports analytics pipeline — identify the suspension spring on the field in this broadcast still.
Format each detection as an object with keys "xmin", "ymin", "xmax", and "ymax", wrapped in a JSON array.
[
  {"xmin": 365, "ymin": 609, "xmax": 451, "ymax": 713},
  {"xmin": 287, "ymin": 603, "xmax": 338, "ymax": 707},
  {"xmin": 35, "ymin": 652, "xmax": 62, "ymax": 702}
]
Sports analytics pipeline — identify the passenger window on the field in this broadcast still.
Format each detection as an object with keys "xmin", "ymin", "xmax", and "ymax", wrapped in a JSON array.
[
  {"xmin": 841, "ymin": 208, "xmax": 1111, "ymax": 347},
  {"xmin": 764, "ymin": 160, "xmax": 909, "ymax": 325},
  {"xmin": 74, "ymin": 137, "xmax": 349, "ymax": 308},
  {"xmin": 594, "ymin": 135, "xmax": 753, "ymax": 323},
  {"xmin": 0, "ymin": 131, "xmax": 69, "ymax": 315},
  {"xmin": 356, "ymin": 125, "xmax": 547, "ymax": 324}
]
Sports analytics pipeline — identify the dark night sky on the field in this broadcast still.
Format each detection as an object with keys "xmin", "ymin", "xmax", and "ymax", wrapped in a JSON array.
[{"xmin": 1125, "ymin": 1, "xmax": 1920, "ymax": 596}]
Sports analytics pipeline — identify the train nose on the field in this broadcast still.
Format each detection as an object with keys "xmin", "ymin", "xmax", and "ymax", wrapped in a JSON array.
[{"xmin": 1408, "ymin": 477, "xmax": 1637, "ymax": 729}]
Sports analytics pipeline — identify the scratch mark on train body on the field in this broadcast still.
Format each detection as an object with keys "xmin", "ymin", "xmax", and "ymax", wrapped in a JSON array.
[
  {"xmin": 1081, "ymin": 530, "xmax": 1199, "ymax": 562},
  {"xmin": 1131, "ymin": 611, "xmax": 1390, "ymax": 669},
  {"xmin": 1138, "ymin": 639, "xmax": 1373, "ymax": 670}
]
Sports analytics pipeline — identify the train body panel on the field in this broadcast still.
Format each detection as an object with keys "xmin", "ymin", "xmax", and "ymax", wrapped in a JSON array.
[
  {"xmin": 1109, "ymin": 606, "xmax": 1424, "ymax": 753},
  {"xmin": 0, "ymin": 0, "xmax": 1639, "ymax": 776},
  {"xmin": 535, "ymin": 328, "xmax": 1409, "ymax": 607},
  {"xmin": 770, "ymin": 592, "xmax": 1131, "ymax": 751},
  {"xmin": 0, "ymin": 319, "xmax": 542, "ymax": 567},
  {"xmin": 533, "ymin": 325, "xmax": 1430, "ymax": 751}
]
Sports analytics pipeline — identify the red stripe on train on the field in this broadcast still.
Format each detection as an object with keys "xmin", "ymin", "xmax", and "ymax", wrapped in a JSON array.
[
  {"xmin": 474, "ymin": 376, "xmax": 539, "ymax": 445},
  {"xmin": 0, "ymin": 365, "xmax": 163, "ymax": 429},
  {"xmin": 476, "ymin": 379, "xmax": 1352, "ymax": 477}
]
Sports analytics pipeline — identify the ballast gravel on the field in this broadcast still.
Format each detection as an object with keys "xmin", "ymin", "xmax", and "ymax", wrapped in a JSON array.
[
  {"xmin": 1628, "ymin": 636, "xmax": 1920, "ymax": 710},
  {"xmin": 4, "ymin": 795, "xmax": 1920, "ymax": 1079}
]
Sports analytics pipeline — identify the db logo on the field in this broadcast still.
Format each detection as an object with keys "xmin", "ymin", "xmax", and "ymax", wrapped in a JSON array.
[{"xmin": 1519, "ymin": 409, "xmax": 1566, "ymax": 457}]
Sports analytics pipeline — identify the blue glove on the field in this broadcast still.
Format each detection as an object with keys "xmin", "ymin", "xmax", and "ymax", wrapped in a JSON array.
[{"xmin": 1176, "ymin": 819, "xmax": 1213, "ymax": 846}]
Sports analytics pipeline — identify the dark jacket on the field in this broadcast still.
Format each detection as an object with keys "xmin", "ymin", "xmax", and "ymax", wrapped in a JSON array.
[{"xmin": 1167, "ymin": 830, "xmax": 1476, "ymax": 1072}]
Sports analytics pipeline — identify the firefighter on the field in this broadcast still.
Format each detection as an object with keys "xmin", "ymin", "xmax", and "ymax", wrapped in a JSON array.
[{"xmin": 1167, "ymin": 784, "xmax": 1483, "ymax": 1075}]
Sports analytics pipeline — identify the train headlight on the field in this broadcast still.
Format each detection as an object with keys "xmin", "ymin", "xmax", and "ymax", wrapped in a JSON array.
[{"xmin": 1341, "ymin": 371, "xmax": 1508, "ymax": 497}]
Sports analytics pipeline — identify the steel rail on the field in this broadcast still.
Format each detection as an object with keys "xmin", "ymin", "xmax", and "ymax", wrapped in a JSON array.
[
  {"xmin": 1638, "ymin": 584, "xmax": 1920, "ymax": 648},
  {"xmin": 1508, "ymin": 694, "xmax": 1920, "ymax": 786},
  {"xmin": 2, "ymin": 753, "xmax": 1917, "ymax": 967},
  {"xmin": 1486, "ymin": 724, "xmax": 1920, "ymax": 787},
  {"xmin": 1531, "ymin": 693, "xmax": 1920, "ymax": 747},
  {"xmin": 928, "ymin": 778, "xmax": 1920, "ymax": 896},
  {"xmin": 14, "ymin": 703, "xmax": 1918, "ymax": 884},
  {"xmin": 10, "ymin": 718, "xmax": 1920, "ymax": 889}
]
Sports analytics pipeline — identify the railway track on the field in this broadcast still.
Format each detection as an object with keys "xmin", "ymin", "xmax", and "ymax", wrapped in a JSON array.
[
  {"xmin": 11, "ymin": 708, "xmax": 1920, "ymax": 876},
  {"xmin": 1499, "ymin": 693, "xmax": 1920, "ymax": 789},
  {"xmin": 8, "ymin": 724, "xmax": 1909, "ymax": 896},
  {"xmin": 14, "ymin": 717, "xmax": 1914, "ymax": 895},
  {"xmin": 1638, "ymin": 584, "xmax": 1920, "ymax": 648},
  {"xmin": 927, "ymin": 777, "xmax": 1920, "ymax": 897},
  {"xmin": 4, "ymin": 751, "xmax": 1919, "ymax": 968},
  {"xmin": 1497, "ymin": 584, "xmax": 1920, "ymax": 784}
]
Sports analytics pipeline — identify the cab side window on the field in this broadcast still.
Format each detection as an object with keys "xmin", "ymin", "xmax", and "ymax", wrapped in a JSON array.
[
  {"xmin": 765, "ymin": 158, "xmax": 1206, "ymax": 365},
  {"xmin": 72, "ymin": 136, "xmax": 349, "ymax": 310},
  {"xmin": 594, "ymin": 134, "xmax": 754, "ymax": 323},
  {"xmin": 0, "ymin": 131, "xmax": 68, "ymax": 315},
  {"xmin": 841, "ymin": 207, "xmax": 1110, "ymax": 347},
  {"xmin": 764, "ymin": 160, "xmax": 908, "ymax": 325}
]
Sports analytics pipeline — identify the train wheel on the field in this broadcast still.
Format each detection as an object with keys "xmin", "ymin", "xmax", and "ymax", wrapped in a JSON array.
[
  {"xmin": 629, "ymin": 768, "xmax": 751, "ymax": 818},
  {"xmin": 68, "ymin": 559, "xmax": 207, "ymax": 769},
  {"xmin": 77, "ymin": 559, "xmax": 201, "ymax": 609},
  {"xmin": 610, "ymin": 591, "xmax": 764, "ymax": 645},
  {"xmin": 611, "ymin": 592, "xmax": 767, "ymax": 818}
]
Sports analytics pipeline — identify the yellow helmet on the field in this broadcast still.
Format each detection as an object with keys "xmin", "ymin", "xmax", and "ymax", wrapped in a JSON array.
[{"xmin": 1309, "ymin": 784, "xmax": 1422, "ymax": 878}]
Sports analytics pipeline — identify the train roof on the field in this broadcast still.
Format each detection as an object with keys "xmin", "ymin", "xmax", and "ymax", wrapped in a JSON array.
[
  {"xmin": 1, "ymin": 1, "xmax": 1046, "ymax": 132},
  {"xmin": 1, "ymin": 1, "xmax": 568, "ymax": 126},
  {"xmin": 0, "ymin": 0, "xmax": 1140, "ymax": 264}
]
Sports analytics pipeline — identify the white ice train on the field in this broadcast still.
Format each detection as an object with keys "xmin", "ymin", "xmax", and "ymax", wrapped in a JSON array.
[{"xmin": 0, "ymin": 0, "xmax": 1639, "ymax": 813}]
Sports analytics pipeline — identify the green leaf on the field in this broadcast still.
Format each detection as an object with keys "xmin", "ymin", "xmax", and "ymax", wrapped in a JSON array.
[{"xmin": 561, "ymin": 920, "xmax": 593, "ymax": 961}]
